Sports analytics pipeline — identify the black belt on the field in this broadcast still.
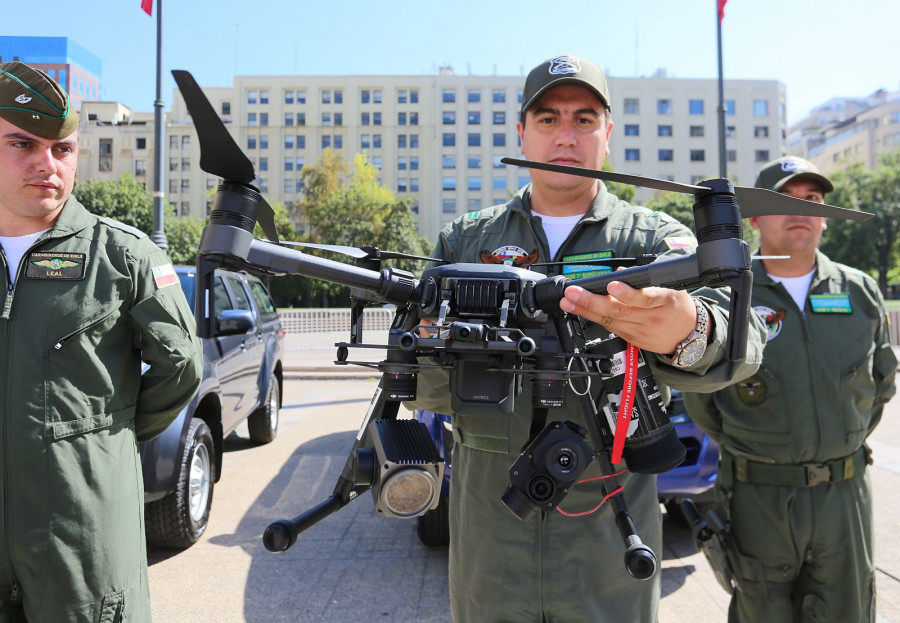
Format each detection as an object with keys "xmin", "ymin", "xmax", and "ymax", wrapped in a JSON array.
[{"xmin": 721, "ymin": 445, "xmax": 871, "ymax": 487}]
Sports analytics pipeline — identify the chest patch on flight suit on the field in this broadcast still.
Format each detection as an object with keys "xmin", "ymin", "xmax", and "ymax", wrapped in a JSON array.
[
  {"xmin": 561, "ymin": 250, "xmax": 614, "ymax": 279},
  {"xmin": 663, "ymin": 236, "xmax": 694, "ymax": 250},
  {"xmin": 753, "ymin": 305, "xmax": 785, "ymax": 342},
  {"xmin": 480, "ymin": 245, "xmax": 538, "ymax": 267},
  {"xmin": 809, "ymin": 293, "xmax": 852, "ymax": 314},
  {"xmin": 152, "ymin": 264, "xmax": 179, "ymax": 288},
  {"xmin": 736, "ymin": 374, "xmax": 767, "ymax": 406},
  {"xmin": 24, "ymin": 252, "xmax": 86, "ymax": 280}
]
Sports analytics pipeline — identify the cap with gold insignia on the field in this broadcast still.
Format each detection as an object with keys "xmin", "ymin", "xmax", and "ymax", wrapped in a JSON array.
[
  {"xmin": 754, "ymin": 155, "xmax": 833, "ymax": 194},
  {"xmin": 520, "ymin": 54, "xmax": 611, "ymax": 116},
  {"xmin": 0, "ymin": 61, "xmax": 78, "ymax": 139}
]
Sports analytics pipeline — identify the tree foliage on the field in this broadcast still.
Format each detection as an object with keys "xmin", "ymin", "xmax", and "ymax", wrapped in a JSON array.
[
  {"xmin": 73, "ymin": 172, "xmax": 167, "ymax": 233},
  {"xmin": 602, "ymin": 159, "xmax": 635, "ymax": 204},
  {"xmin": 820, "ymin": 148, "xmax": 900, "ymax": 294}
]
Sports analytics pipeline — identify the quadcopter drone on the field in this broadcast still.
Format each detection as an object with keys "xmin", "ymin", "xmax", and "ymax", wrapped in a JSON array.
[{"xmin": 171, "ymin": 69, "xmax": 871, "ymax": 580}]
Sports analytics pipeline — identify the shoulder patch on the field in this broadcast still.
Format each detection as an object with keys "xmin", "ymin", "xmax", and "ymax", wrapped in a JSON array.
[{"xmin": 465, "ymin": 211, "xmax": 480, "ymax": 219}]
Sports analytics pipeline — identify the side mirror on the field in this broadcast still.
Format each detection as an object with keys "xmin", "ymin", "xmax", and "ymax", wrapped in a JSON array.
[{"xmin": 216, "ymin": 309, "xmax": 257, "ymax": 336}]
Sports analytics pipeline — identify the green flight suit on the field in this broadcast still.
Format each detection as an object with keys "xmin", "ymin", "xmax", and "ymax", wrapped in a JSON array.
[
  {"xmin": 0, "ymin": 197, "xmax": 202, "ymax": 623},
  {"xmin": 683, "ymin": 251, "xmax": 897, "ymax": 623},
  {"xmin": 411, "ymin": 185, "xmax": 766, "ymax": 622}
]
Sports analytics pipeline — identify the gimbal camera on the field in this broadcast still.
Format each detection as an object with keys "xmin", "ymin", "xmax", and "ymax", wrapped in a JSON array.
[{"xmin": 171, "ymin": 69, "xmax": 871, "ymax": 580}]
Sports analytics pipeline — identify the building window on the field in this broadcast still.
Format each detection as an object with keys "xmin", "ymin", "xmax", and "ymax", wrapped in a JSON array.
[
  {"xmin": 410, "ymin": 112, "xmax": 418, "ymax": 125},
  {"xmin": 372, "ymin": 135, "xmax": 382, "ymax": 148},
  {"xmin": 753, "ymin": 100, "xmax": 769, "ymax": 116},
  {"xmin": 492, "ymin": 156, "xmax": 506, "ymax": 168},
  {"xmin": 136, "ymin": 137, "xmax": 147, "ymax": 149},
  {"xmin": 373, "ymin": 112, "xmax": 382, "ymax": 125},
  {"xmin": 754, "ymin": 126, "xmax": 769, "ymax": 138},
  {"xmin": 259, "ymin": 90, "xmax": 268, "ymax": 104},
  {"xmin": 284, "ymin": 179, "xmax": 294, "ymax": 194},
  {"xmin": 657, "ymin": 99, "xmax": 673, "ymax": 115},
  {"xmin": 398, "ymin": 134, "xmax": 407, "ymax": 148},
  {"xmin": 468, "ymin": 176, "xmax": 482, "ymax": 191},
  {"xmin": 361, "ymin": 134, "xmax": 370, "ymax": 149},
  {"xmin": 443, "ymin": 155, "xmax": 456, "ymax": 168},
  {"xmin": 260, "ymin": 113, "xmax": 268, "ymax": 126},
  {"xmin": 321, "ymin": 135, "xmax": 330, "ymax": 149},
  {"xmin": 624, "ymin": 124, "xmax": 639, "ymax": 136},
  {"xmin": 410, "ymin": 134, "xmax": 419, "ymax": 148},
  {"xmin": 372, "ymin": 90, "xmax": 381, "ymax": 104},
  {"xmin": 690, "ymin": 125, "xmax": 705, "ymax": 137},
  {"xmin": 297, "ymin": 157, "xmax": 305, "ymax": 171},
  {"xmin": 725, "ymin": 125, "xmax": 736, "ymax": 138},
  {"xmin": 442, "ymin": 199, "xmax": 456, "ymax": 213},
  {"xmin": 169, "ymin": 135, "xmax": 178, "ymax": 150},
  {"xmin": 755, "ymin": 150, "xmax": 770, "ymax": 162},
  {"xmin": 493, "ymin": 89, "xmax": 506, "ymax": 103},
  {"xmin": 493, "ymin": 111, "xmax": 506, "ymax": 125},
  {"xmin": 410, "ymin": 178, "xmax": 419, "ymax": 192},
  {"xmin": 689, "ymin": 99, "xmax": 704, "ymax": 115},
  {"xmin": 398, "ymin": 156, "xmax": 407, "ymax": 170},
  {"xmin": 443, "ymin": 111, "xmax": 456, "ymax": 125},
  {"xmin": 296, "ymin": 179, "xmax": 306, "ymax": 193},
  {"xmin": 181, "ymin": 157, "xmax": 190, "ymax": 172},
  {"xmin": 396, "ymin": 89, "xmax": 406, "ymax": 104},
  {"xmin": 443, "ymin": 133, "xmax": 456, "ymax": 147},
  {"xmin": 281, "ymin": 135, "xmax": 293, "ymax": 150},
  {"xmin": 625, "ymin": 148, "xmax": 640, "ymax": 161},
  {"xmin": 443, "ymin": 177, "xmax": 457, "ymax": 190},
  {"xmin": 410, "ymin": 156, "xmax": 419, "ymax": 170},
  {"xmin": 624, "ymin": 98, "xmax": 639, "ymax": 114},
  {"xmin": 690, "ymin": 150, "xmax": 705, "ymax": 162},
  {"xmin": 468, "ymin": 156, "xmax": 481, "ymax": 169},
  {"xmin": 135, "ymin": 160, "xmax": 146, "ymax": 176},
  {"xmin": 297, "ymin": 90, "xmax": 306, "ymax": 104},
  {"xmin": 362, "ymin": 112, "xmax": 370, "ymax": 126},
  {"xmin": 169, "ymin": 157, "xmax": 178, "ymax": 171},
  {"xmin": 181, "ymin": 135, "xmax": 190, "ymax": 149},
  {"xmin": 284, "ymin": 90, "xmax": 294, "ymax": 104},
  {"xmin": 181, "ymin": 179, "xmax": 190, "ymax": 193},
  {"xmin": 492, "ymin": 133, "xmax": 506, "ymax": 147},
  {"xmin": 658, "ymin": 149, "xmax": 674, "ymax": 161},
  {"xmin": 321, "ymin": 90, "xmax": 331, "ymax": 104},
  {"xmin": 259, "ymin": 157, "xmax": 268, "ymax": 171},
  {"xmin": 297, "ymin": 113, "xmax": 306, "ymax": 126},
  {"xmin": 468, "ymin": 89, "xmax": 481, "ymax": 103},
  {"xmin": 398, "ymin": 112, "xmax": 407, "ymax": 125},
  {"xmin": 442, "ymin": 89, "xmax": 456, "ymax": 103},
  {"xmin": 727, "ymin": 149, "xmax": 737, "ymax": 162},
  {"xmin": 397, "ymin": 178, "xmax": 408, "ymax": 192},
  {"xmin": 221, "ymin": 101, "xmax": 231, "ymax": 115},
  {"xmin": 259, "ymin": 135, "xmax": 268, "ymax": 149},
  {"xmin": 297, "ymin": 135, "xmax": 305, "ymax": 149},
  {"xmin": 247, "ymin": 90, "xmax": 257, "ymax": 104},
  {"xmin": 248, "ymin": 112, "xmax": 257, "ymax": 126},
  {"xmin": 468, "ymin": 112, "xmax": 481, "ymax": 124},
  {"xmin": 492, "ymin": 176, "xmax": 506, "ymax": 190},
  {"xmin": 322, "ymin": 112, "xmax": 332, "ymax": 126},
  {"xmin": 284, "ymin": 113, "xmax": 294, "ymax": 126},
  {"xmin": 410, "ymin": 90, "xmax": 418, "ymax": 103},
  {"xmin": 98, "ymin": 138, "xmax": 113, "ymax": 172},
  {"xmin": 361, "ymin": 89, "xmax": 370, "ymax": 104},
  {"xmin": 658, "ymin": 125, "xmax": 673, "ymax": 137},
  {"xmin": 169, "ymin": 179, "xmax": 178, "ymax": 195},
  {"xmin": 284, "ymin": 157, "xmax": 293, "ymax": 171},
  {"xmin": 468, "ymin": 133, "xmax": 481, "ymax": 147},
  {"xmin": 335, "ymin": 113, "xmax": 342, "ymax": 126},
  {"xmin": 725, "ymin": 100, "xmax": 736, "ymax": 115},
  {"xmin": 247, "ymin": 136, "xmax": 257, "ymax": 149}
]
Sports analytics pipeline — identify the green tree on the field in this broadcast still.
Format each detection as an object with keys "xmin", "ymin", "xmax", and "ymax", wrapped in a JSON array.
[
  {"xmin": 820, "ymin": 149, "xmax": 900, "ymax": 294},
  {"xmin": 164, "ymin": 216, "xmax": 205, "ymax": 265},
  {"xmin": 602, "ymin": 159, "xmax": 635, "ymax": 204},
  {"xmin": 74, "ymin": 173, "xmax": 169, "ymax": 232},
  {"xmin": 644, "ymin": 193, "xmax": 695, "ymax": 229}
]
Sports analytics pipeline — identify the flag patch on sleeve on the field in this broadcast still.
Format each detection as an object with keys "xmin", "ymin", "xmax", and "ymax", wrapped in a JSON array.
[{"xmin": 152, "ymin": 264, "xmax": 179, "ymax": 288}]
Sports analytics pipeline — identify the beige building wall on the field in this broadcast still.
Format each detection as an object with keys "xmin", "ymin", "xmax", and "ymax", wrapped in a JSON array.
[
  {"xmin": 85, "ymin": 71, "xmax": 787, "ymax": 241},
  {"xmin": 76, "ymin": 102, "xmax": 155, "ymax": 191}
]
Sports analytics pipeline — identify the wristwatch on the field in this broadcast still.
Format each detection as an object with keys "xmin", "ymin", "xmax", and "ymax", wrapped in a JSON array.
[{"xmin": 663, "ymin": 298, "xmax": 709, "ymax": 368}]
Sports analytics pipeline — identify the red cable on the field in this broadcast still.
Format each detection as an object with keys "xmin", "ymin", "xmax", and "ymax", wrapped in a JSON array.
[{"xmin": 554, "ymin": 468, "xmax": 629, "ymax": 517}]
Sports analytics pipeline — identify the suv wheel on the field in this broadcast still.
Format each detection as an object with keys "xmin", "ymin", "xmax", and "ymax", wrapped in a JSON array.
[
  {"xmin": 145, "ymin": 418, "xmax": 215, "ymax": 548},
  {"xmin": 416, "ymin": 495, "xmax": 450, "ymax": 547},
  {"xmin": 248, "ymin": 375, "xmax": 279, "ymax": 444}
]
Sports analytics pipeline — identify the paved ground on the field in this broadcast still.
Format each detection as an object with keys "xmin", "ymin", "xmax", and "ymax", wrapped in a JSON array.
[{"xmin": 146, "ymin": 357, "xmax": 900, "ymax": 622}]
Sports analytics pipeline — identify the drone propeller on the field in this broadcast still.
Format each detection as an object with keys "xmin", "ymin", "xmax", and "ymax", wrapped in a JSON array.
[
  {"xmin": 279, "ymin": 241, "xmax": 442, "ymax": 263},
  {"xmin": 172, "ymin": 70, "xmax": 280, "ymax": 242},
  {"xmin": 502, "ymin": 158, "xmax": 872, "ymax": 221}
]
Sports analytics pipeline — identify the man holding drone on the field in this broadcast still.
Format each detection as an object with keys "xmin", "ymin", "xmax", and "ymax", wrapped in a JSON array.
[
  {"xmin": 411, "ymin": 54, "xmax": 768, "ymax": 622},
  {"xmin": 684, "ymin": 156, "xmax": 897, "ymax": 622}
]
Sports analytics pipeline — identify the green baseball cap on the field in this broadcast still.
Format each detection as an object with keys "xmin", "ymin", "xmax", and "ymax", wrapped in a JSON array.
[
  {"xmin": 520, "ymin": 54, "xmax": 611, "ymax": 116},
  {"xmin": 0, "ymin": 61, "xmax": 78, "ymax": 139},
  {"xmin": 755, "ymin": 156, "xmax": 833, "ymax": 194}
]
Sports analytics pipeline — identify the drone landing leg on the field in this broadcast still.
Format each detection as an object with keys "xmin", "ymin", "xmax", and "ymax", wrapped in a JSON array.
[{"xmin": 551, "ymin": 314, "xmax": 658, "ymax": 580}]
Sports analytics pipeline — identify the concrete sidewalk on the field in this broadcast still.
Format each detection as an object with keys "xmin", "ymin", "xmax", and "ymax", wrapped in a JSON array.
[{"xmin": 283, "ymin": 347, "xmax": 383, "ymax": 379}]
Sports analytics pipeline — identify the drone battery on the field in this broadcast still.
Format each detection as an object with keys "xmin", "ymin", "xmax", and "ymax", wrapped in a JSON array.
[{"xmin": 367, "ymin": 419, "xmax": 445, "ymax": 519}]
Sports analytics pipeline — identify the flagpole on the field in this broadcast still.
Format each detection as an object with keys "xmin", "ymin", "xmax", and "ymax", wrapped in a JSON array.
[
  {"xmin": 151, "ymin": 0, "xmax": 168, "ymax": 250},
  {"xmin": 716, "ymin": 0, "xmax": 727, "ymax": 178}
]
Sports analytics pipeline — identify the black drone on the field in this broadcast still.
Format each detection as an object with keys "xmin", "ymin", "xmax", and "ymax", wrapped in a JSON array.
[{"xmin": 171, "ymin": 69, "xmax": 870, "ymax": 581}]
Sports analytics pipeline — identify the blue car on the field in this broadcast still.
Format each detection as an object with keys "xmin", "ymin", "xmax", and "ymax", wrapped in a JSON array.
[{"xmin": 414, "ymin": 389, "xmax": 718, "ymax": 546}]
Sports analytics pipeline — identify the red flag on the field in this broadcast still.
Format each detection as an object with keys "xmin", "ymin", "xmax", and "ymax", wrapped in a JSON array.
[
  {"xmin": 717, "ymin": 0, "xmax": 727, "ymax": 22},
  {"xmin": 141, "ymin": 0, "xmax": 152, "ymax": 16}
]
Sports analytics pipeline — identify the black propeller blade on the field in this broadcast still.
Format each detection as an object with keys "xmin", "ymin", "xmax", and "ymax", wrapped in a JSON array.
[
  {"xmin": 172, "ymin": 70, "xmax": 280, "ymax": 242},
  {"xmin": 279, "ymin": 241, "xmax": 442, "ymax": 263},
  {"xmin": 502, "ymin": 158, "xmax": 872, "ymax": 222}
]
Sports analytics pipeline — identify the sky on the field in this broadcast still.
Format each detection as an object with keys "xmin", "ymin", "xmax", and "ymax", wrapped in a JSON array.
[{"xmin": 4, "ymin": 0, "xmax": 898, "ymax": 125}]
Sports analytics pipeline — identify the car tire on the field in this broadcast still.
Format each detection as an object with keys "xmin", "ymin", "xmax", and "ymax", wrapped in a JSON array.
[
  {"xmin": 416, "ymin": 495, "xmax": 450, "ymax": 547},
  {"xmin": 145, "ymin": 418, "xmax": 215, "ymax": 549},
  {"xmin": 248, "ymin": 375, "xmax": 279, "ymax": 444}
]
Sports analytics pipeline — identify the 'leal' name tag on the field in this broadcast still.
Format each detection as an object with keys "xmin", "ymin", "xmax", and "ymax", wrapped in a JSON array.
[
  {"xmin": 809, "ymin": 293, "xmax": 852, "ymax": 314},
  {"xmin": 25, "ymin": 252, "xmax": 87, "ymax": 280}
]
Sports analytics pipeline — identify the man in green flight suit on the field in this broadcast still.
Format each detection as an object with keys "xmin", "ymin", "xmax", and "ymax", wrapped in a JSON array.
[
  {"xmin": 684, "ymin": 156, "xmax": 897, "ymax": 622},
  {"xmin": 0, "ymin": 61, "xmax": 202, "ymax": 622},
  {"xmin": 410, "ymin": 54, "xmax": 766, "ymax": 622}
]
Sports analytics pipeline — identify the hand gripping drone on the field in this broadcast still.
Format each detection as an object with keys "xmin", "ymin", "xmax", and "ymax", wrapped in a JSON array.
[{"xmin": 171, "ymin": 70, "xmax": 870, "ymax": 580}]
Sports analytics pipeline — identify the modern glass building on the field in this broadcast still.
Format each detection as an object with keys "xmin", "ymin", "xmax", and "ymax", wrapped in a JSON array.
[{"xmin": 0, "ymin": 36, "xmax": 101, "ymax": 108}]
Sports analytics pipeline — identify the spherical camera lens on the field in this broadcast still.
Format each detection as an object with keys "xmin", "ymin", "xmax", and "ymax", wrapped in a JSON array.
[
  {"xmin": 528, "ymin": 475, "xmax": 555, "ymax": 503},
  {"xmin": 547, "ymin": 444, "xmax": 579, "ymax": 477}
]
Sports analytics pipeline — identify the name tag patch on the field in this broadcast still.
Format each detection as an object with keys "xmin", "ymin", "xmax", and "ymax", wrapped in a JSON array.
[
  {"xmin": 25, "ymin": 252, "xmax": 86, "ymax": 280},
  {"xmin": 809, "ymin": 293, "xmax": 852, "ymax": 314},
  {"xmin": 561, "ymin": 251, "xmax": 614, "ymax": 279}
]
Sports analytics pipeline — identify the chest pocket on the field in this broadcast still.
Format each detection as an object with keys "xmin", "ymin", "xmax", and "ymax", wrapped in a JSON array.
[{"xmin": 44, "ymin": 278, "xmax": 135, "ymax": 438}]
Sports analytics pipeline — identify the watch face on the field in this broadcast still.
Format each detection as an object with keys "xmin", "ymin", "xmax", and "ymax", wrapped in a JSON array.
[{"xmin": 676, "ymin": 338, "xmax": 707, "ymax": 366}]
